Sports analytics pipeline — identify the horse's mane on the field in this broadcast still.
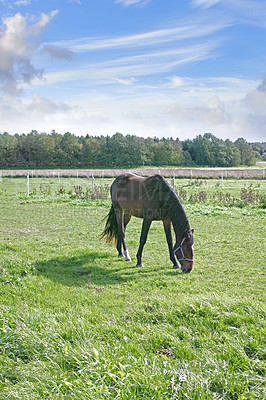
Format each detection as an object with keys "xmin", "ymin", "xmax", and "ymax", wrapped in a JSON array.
[{"xmin": 146, "ymin": 175, "xmax": 190, "ymax": 235}]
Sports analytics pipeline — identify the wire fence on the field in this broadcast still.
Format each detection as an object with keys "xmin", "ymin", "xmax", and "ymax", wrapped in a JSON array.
[{"xmin": 1, "ymin": 170, "xmax": 265, "ymax": 207}]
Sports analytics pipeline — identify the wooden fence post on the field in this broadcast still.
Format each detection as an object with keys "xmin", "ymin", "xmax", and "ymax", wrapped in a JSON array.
[
  {"xmin": 92, "ymin": 175, "xmax": 95, "ymax": 199},
  {"xmin": 27, "ymin": 174, "xmax": 30, "ymax": 196}
]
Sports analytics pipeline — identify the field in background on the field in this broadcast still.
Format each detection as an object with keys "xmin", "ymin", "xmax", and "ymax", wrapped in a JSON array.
[{"xmin": 0, "ymin": 177, "xmax": 265, "ymax": 399}]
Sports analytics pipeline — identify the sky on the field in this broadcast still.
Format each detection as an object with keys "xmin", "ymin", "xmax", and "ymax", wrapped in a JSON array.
[{"xmin": 0, "ymin": 0, "xmax": 266, "ymax": 141}]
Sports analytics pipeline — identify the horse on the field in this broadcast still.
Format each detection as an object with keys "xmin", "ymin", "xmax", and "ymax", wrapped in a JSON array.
[{"xmin": 101, "ymin": 173, "xmax": 194, "ymax": 273}]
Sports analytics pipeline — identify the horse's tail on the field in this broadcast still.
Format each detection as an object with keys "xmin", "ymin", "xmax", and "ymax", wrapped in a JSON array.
[{"xmin": 100, "ymin": 204, "xmax": 119, "ymax": 243}]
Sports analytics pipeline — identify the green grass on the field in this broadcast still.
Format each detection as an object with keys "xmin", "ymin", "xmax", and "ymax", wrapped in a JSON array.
[{"xmin": 0, "ymin": 178, "xmax": 265, "ymax": 399}]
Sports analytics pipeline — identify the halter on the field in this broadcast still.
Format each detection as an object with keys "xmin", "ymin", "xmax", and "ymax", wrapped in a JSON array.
[{"xmin": 174, "ymin": 237, "xmax": 194, "ymax": 262}]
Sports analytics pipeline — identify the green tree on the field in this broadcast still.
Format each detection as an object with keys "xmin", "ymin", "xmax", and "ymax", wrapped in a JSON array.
[
  {"xmin": 223, "ymin": 139, "xmax": 241, "ymax": 166},
  {"xmin": 0, "ymin": 132, "xmax": 21, "ymax": 168},
  {"xmin": 186, "ymin": 133, "xmax": 242, "ymax": 167},
  {"xmin": 28, "ymin": 131, "xmax": 56, "ymax": 167},
  {"xmin": 186, "ymin": 134, "xmax": 215, "ymax": 166},
  {"xmin": 235, "ymin": 138, "xmax": 256, "ymax": 166},
  {"xmin": 153, "ymin": 140, "xmax": 176, "ymax": 166},
  {"xmin": 58, "ymin": 132, "xmax": 81, "ymax": 167},
  {"xmin": 82, "ymin": 136, "xmax": 106, "ymax": 167},
  {"xmin": 181, "ymin": 150, "xmax": 195, "ymax": 167}
]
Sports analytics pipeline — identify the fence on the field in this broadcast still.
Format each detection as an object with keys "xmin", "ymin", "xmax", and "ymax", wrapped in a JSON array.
[{"xmin": 1, "ymin": 168, "xmax": 265, "ymax": 179}]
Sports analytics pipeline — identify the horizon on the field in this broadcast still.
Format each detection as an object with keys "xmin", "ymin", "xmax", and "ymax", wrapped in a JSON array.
[{"xmin": 0, "ymin": 1, "xmax": 266, "ymax": 142}]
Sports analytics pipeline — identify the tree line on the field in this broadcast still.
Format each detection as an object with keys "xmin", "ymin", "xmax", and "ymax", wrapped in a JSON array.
[{"xmin": 0, "ymin": 130, "xmax": 264, "ymax": 169}]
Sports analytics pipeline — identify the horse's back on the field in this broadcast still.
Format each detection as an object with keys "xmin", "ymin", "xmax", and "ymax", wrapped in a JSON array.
[
  {"xmin": 111, "ymin": 173, "xmax": 145, "ymax": 194},
  {"xmin": 110, "ymin": 173, "xmax": 172, "ymax": 219},
  {"xmin": 110, "ymin": 173, "xmax": 146, "ymax": 215}
]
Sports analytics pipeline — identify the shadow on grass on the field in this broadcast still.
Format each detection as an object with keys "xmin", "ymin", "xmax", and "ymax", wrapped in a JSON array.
[{"xmin": 35, "ymin": 250, "xmax": 159, "ymax": 287}]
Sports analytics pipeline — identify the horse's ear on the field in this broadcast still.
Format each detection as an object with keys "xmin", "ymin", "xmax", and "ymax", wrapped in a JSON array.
[
  {"xmin": 185, "ymin": 229, "xmax": 190, "ymax": 238},
  {"xmin": 191, "ymin": 228, "xmax": 194, "ymax": 234}
]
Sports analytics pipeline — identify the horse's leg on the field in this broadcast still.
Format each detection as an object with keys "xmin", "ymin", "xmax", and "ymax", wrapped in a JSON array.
[
  {"xmin": 114, "ymin": 206, "xmax": 123, "ymax": 257},
  {"xmin": 115, "ymin": 207, "xmax": 131, "ymax": 261},
  {"xmin": 163, "ymin": 219, "xmax": 179, "ymax": 269},
  {"xmin": 116, "ymin": 237, "xmax": 123, "ymax": 257},
  {"xmin": 136, "ymin": 217, "xmax": 152, "ymax": 268},
  {"xmin": 122, "ymin": 213, "xmax": 131, "ymax": 261}
]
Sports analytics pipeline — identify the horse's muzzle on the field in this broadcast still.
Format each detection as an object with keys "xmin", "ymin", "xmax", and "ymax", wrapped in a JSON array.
[{"xmin": 181, "ymin": 261, "xmax": 193, "ymax": 273}]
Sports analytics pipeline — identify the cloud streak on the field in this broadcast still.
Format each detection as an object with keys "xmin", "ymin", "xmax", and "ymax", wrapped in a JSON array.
[
  {"xmin": 191, "ymin": 0, "xmax": 220, "ymax": 8},
  {"xmin": 114, "ymin": 0, "xmax": 150, "ymax": 6},
  {"xmin": 0, "ymin": 10, "xmax": 59, "ymax": 95},
  {"xmin": 51, "ymin": 19, "xmax": 229, "ymax": 53},
  {"xmin": 29, "ymin": 41, "xmax": 218, "ymax": 89}
]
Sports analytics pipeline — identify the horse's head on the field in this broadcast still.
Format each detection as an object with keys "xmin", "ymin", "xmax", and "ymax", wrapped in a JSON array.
[{"xmin": 174, "ymin": 229, "xmax": 194, "ymax": 273}]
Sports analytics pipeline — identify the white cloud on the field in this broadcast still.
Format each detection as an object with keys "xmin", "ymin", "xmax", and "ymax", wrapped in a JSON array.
[
  {"xmin": 191, "ymin": 0, "xmax": 220, "ymax": 8},
  {"xmin": 167, "ymin": 95, "xmax": 230, "ymax": 125},
  {"xmin": 114, "ymin": 0, "xmax": 150, "ymax": 6},
  {"xmin": 168, "ymin": 76, "xmax": 190, "ymax": 88},
  {"xmin": 68, "ymin": 0, "xmax": 82, "ymax": 4},
  {"xmin": 114, "ymin": 77, "xmax": 137, "ymax": 85},
  {"xmin": 244, "ymin": 75, "xmax": 266, "ymax": 113},
  {"xmin": 28, "ymin": 94, "xmax": 71, "ymax": 115},
  {"xmin": 0, "ymin": 10, "xmax": 59, "ymax": 95},
  {"xmin": 14, "ymin": 1, "xmax": 32, "ymax": 5}
]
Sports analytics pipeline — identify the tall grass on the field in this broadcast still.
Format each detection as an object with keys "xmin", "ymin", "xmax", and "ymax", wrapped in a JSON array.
[{"xmin": 0, "ymin": 178, "xmax": 265, "ymax": 399}]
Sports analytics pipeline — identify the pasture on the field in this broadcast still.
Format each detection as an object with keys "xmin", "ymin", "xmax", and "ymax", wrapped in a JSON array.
[{"xmin": 0, "ymin": 176, "xmax": 265, "ymax": 399}]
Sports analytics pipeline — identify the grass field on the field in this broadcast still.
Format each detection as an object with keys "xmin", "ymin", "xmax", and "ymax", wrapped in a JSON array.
[{"xmin": 0, "ymin": 177, "xmax": 265, "ymax": 399}]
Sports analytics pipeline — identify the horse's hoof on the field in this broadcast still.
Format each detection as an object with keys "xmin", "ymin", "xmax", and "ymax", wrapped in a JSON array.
[
  {"xmin": 136, "ymin": 263, "xmax": 144, "ymax": 268},
  {"xmin": 124, "ymin": 250, "xmax": 131, "ymax": 262},
  {"xmin": 173, "ymin": 264, "xmax": 179, "ymax": 269}
]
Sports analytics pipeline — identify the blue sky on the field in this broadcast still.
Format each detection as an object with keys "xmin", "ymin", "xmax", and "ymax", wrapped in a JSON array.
[{"xmin": 0, "ymin": 0, "xmax": 266, "ymax": 141}]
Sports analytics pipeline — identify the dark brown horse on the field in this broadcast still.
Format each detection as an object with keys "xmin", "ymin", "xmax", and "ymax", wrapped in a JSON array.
[{"xmin": 101, "ymin": 173, "xmax": 194, "ymax": 273}]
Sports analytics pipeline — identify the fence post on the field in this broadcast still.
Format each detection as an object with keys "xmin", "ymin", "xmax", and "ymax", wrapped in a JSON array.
[
  {"xmin": 190, "ymin": 170, "xmax": 193, "ymax": 182},
  {"xmin": 173, "ymin": 175, "xmax": 175, "ymax": 191},
  {"xmin": 92, "ymin": 175, "xmax": 95, "ymax": 199},
  {"xmin": 27, "ymin": 174, "xmax": 30, "ymax": 196},
  {"xmin": 58, "ymin": 172, "xmax": 60, "ymax": 184}
]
